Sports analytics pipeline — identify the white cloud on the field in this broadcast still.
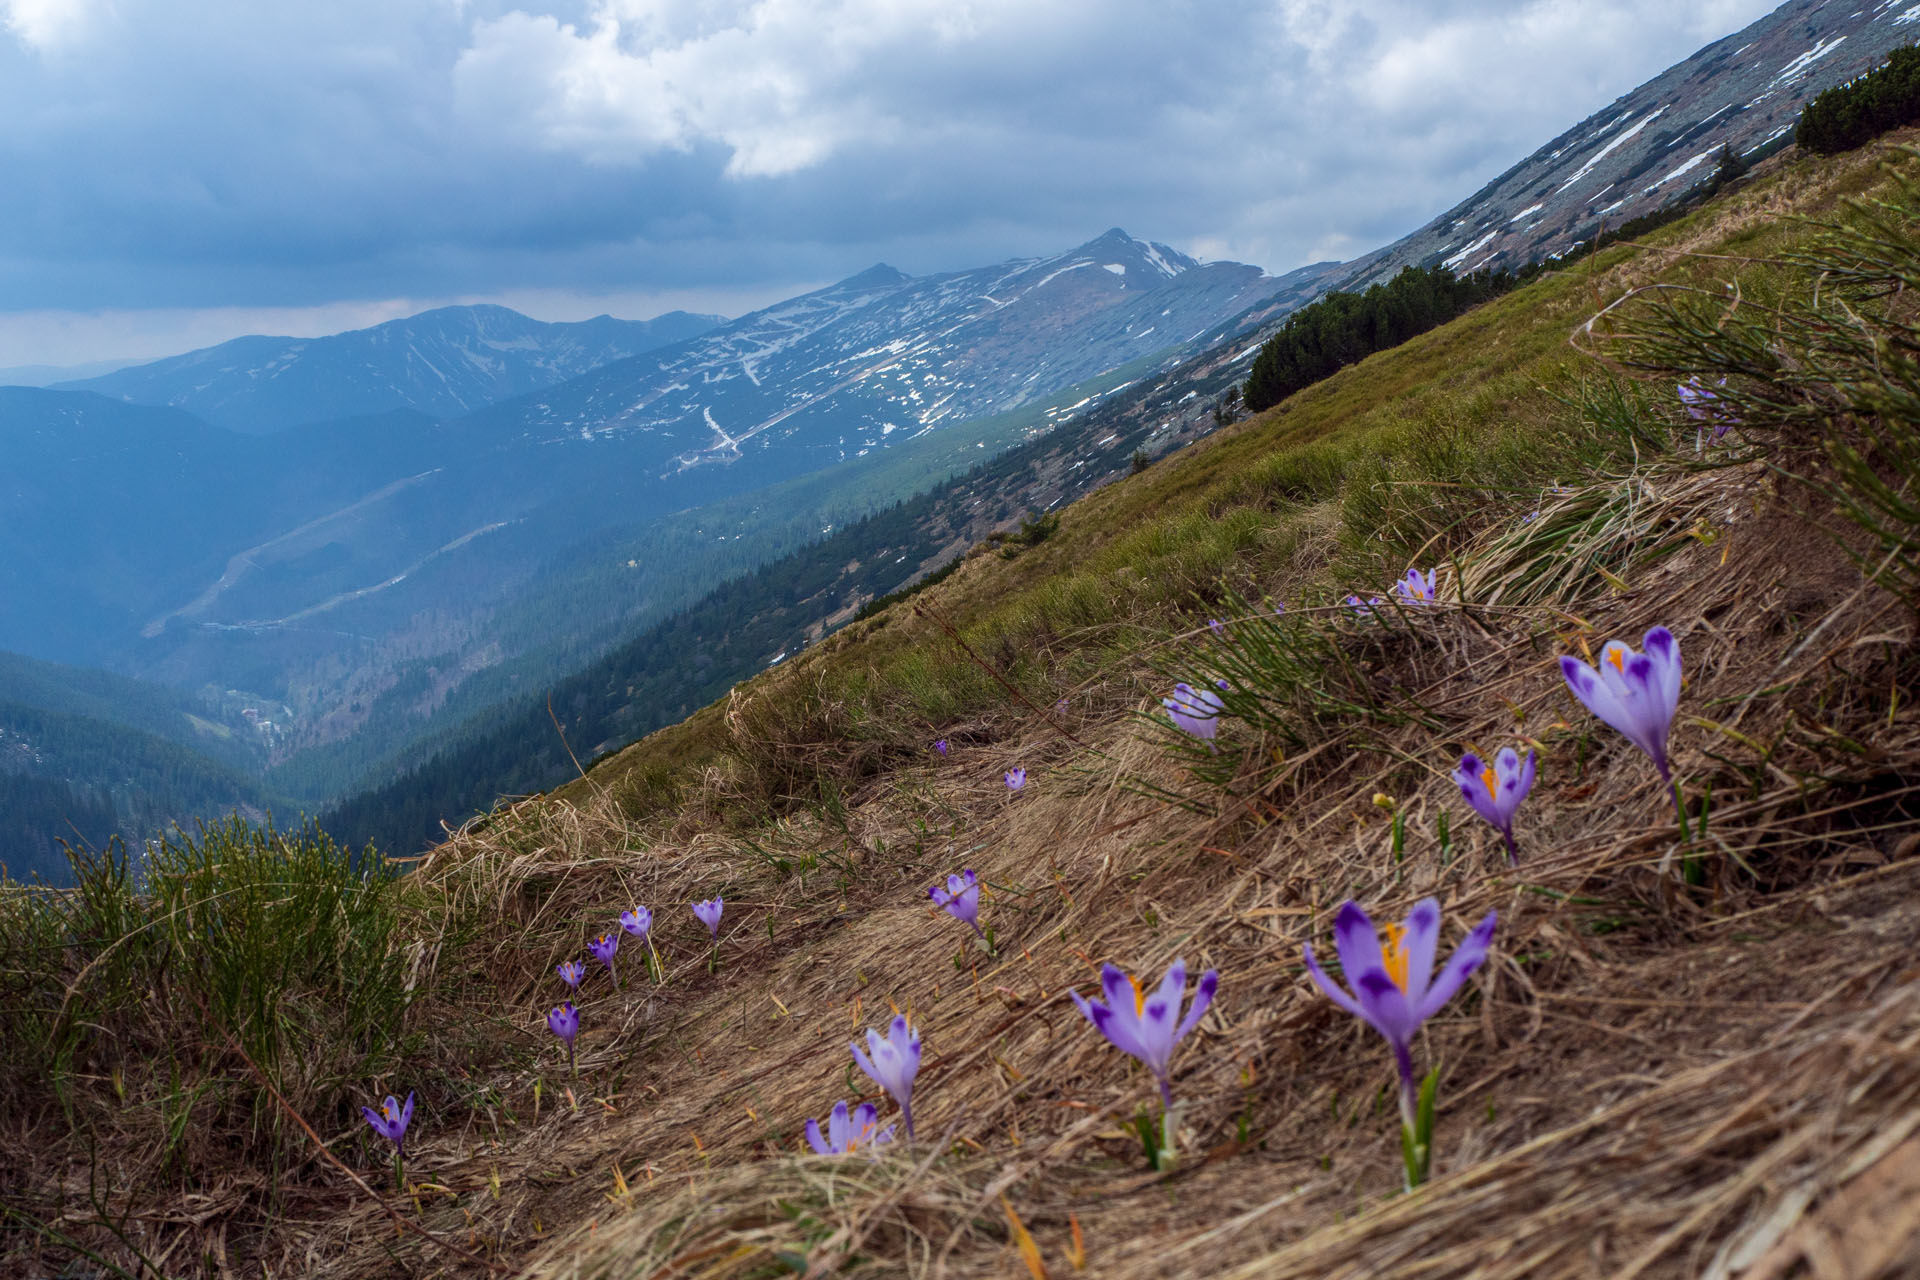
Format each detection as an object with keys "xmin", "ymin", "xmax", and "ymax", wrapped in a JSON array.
[
  {"xmin": 455, "ymin": 0, "xmax": 1148, "ymax": 177},
  {"xmin": 3, "ymin": 0, "xmax": 106, "ymax": 49}
]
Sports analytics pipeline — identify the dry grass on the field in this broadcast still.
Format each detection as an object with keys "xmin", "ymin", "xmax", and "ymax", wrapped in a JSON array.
[{"xmin": 246, "ymin": 444, "xmax": 1916, "ymax": 1280}]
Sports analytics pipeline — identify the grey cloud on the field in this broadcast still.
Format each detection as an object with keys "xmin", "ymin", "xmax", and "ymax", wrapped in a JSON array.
[{"xmin": 0, "ymin": 0, "xmax": 1781, "ymax": 359}]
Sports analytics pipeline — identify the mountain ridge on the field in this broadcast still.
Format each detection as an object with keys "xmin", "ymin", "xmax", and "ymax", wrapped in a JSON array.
[{"xmin": 56, "ymin": 304, "xmax": 725, "ymax": 433}]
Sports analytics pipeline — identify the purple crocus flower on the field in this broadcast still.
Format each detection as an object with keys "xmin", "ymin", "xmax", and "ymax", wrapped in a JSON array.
[
  {"xmin": 547, "ymin": 1001, "xmax": 580, "ymax": 1074},
  {"xmin": 588, "ymin": 930, "xmax": 620, "ymax": 988},
  {"xmin": 804, "ymin": 1099, "xmax": 896, "ymax": 1156},
  {"xmin": 1005, "ymin": 767, "xmax": 1026, "ymax": 790},
  {"xmin": 1208, "ymin": 618, "xmax": 1225, "ymax": 635},
  {"xmin": 692, "ymin": 897, "xmax": 724, "ymax": 939},
  {"xmin": 1395, "ymin": 568, "xmax": 1437, "ymax": 605},
  {"xmin": 930, "ymin": 868, "xmax": 983, "ymax": 938},
  {"xmin": 1303, "ymin": 899, "xmax": 1497, "ymax": 1133},
  {"xmin": 361, "ymin": 1091, "xmax": 414, "ymax": 1151},
  {"xmin": 851, "ymin": 1015, "xmax": 922, "ymax": 1141},
  {"xmin": 1274, "ymin": 601, "xmax": 1287, "ymax": 615},
  {"xmin": 934, "ymin": 738, "xmax": 949, "ymax": 757},
  {"xmin": 1071, "ymin": 958, "xmax": 1218, "ymax": 1109},
  {"xmin": 1560, "ymin": 626, "xmax": 1683, "ymax": 811},
  {"xmin": 1346, "ymin": 594, "xmax": 1382, "ymax": 617},
  {"xmin": 1679, "ymin": 377, "xmax": 1736, "ymax": 446},
  {"xmin": 1163, "ymin": 682, "xmax": 1224, "ymax": 748},
  {"xmin": 556, "ymin": 960, "xmax": 585, "ymax": 990},
  {"xmin": 1455, "ymin": 747, "xmax": 1536, "ymax": 865},
  {"xmin": 1676, "ymin": 377, "xmax": 1718, "ymax": 418},
  {"xmin": 618, "ymin": 906, "xmax": 652, "ymax": 939}
]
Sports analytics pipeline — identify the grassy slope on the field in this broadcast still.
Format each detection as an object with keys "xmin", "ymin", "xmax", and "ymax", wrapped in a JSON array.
[{"xmin": 8, "ymin": 137, "xmax": 1920, "ymax": 1279}]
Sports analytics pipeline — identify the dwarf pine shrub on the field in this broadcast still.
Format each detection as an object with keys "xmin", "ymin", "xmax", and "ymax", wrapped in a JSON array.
[{"xmin": 1796, "ymin": 46, "xmax": 1920, "ymax": 156}]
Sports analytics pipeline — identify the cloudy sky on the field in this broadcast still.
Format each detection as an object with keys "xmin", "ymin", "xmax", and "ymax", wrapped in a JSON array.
[{"xmin": 0, "ymin": 0, "xmax": 1781, "ymax": 366}]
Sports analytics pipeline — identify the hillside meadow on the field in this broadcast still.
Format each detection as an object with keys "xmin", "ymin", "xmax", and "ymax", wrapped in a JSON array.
[{"xmin": 5, "ymin": 135, "xmax": 1920, "ymax": 1278}]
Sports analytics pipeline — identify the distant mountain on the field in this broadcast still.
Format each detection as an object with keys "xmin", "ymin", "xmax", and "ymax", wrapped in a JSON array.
[
  {"xmin": 319, "ymin": 263, "xmax": 1351, "ymax": 853},
  {"xmin": 452, "ymin": 230, "xmax": 1279, "ymax": 479},
  {"xmin": 58, "ymin": 304, "xmax": 725, "ymax": 432},
  {"xmin": 1346, "ymin": 0, "xmax": 1920, "ymax": 286},
  {"xmin": 3, "ymin": 234, "xmax": 1300, "ymax": 815},
  {"xmin": 0, "ymin": 358, "xmax": 140, "ymax": 387}
]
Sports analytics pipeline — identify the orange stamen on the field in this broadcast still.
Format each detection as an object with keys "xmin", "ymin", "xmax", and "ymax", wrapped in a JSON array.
[
  {"xmin": 1481, "ymin": 765, "xmax": 1498, "ymax": 797},
  {"xmin": 1381, "ymin": 923, "xmax": 1410, "ymax": 993},
  {"xmin": 1606, "ymin": 645, "xmax": 1626, "ymax": 673},
  {"xmin": 1128, "ymin": 974, "xmax": 1146, "ymax": 1017}
]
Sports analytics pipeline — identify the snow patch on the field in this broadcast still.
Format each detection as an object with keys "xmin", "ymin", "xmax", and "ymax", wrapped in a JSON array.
[
  {"xmin": 1140, "ymin": 243, "xmax": 1183, "ymax": 277},
  {"xmin": 1102, "ymin": 263, "xmax": 1126, "ymax": 275},
  {"xmin": 1773, "ymin": 36, "xmax": 1846, "ymax": 84},
  {"xmin": 1509, "ymin": 203, "xmax": 1544, "ymax": 224},
  {"xmin": 1646, "ymin": 148, "xmax": 1716, "ymax": 192},
  {"xmin": 1443, "ymin": 229, "xmax": 1499, "ymax": 270},
  {"xmin": 1025, "ymin": 260, "xmax": 1097, "ymax": 291},
  {"xmin": 1556, "ymin": 109, "xmax": 1665, "ymax": 194}
]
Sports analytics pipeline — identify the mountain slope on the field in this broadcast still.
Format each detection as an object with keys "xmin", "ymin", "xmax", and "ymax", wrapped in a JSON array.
[
  {"xmin": 455, "ymin": 231, "xmax": 1276, "ymax": 473},
  {"xmin": 0, "ymin": 650, "xmax": 286, "ymax": 885},
  {"xmin": 0, "ymin": 699, "xmax": 278, "ymax": 887},
  {"xmin": 0, "ymin": 389, "xmax": 455, "ymax": 666},
  {"xmin": 0, "ymin": 649, "xmax": 272, "ymax": 776},
  {"xmin": 58, "ymin": 305, "xmax": 723, "ymax": 432},
  {"xmin": 1344, "ymin": 0, "xmax": 1920, "ymax": 285}
]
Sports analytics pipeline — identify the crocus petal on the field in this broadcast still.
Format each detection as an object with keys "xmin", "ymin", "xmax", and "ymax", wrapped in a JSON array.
[
  {"xmin": 1494, "ymin": 746, "xmax": 1521, "ymax": 783},
  {"xmin": 1561, "ymin": 656, "xmax": 1646, "ymax": 750},
  {"xmin": 893, "ymin": 1017, "xmax": 922, "ymax": 1078},
  {"xmin": 1455, "ymin": 753, "xmax": 1502, "ymax": 827},
  {"xmin": 1401, "ymin": 898, "xmax": 1441, "ymax": 1005},
  {"xmin": 1331, "ymin": 901, "xmax": 1385, "ymax": 995},
  {"xmin": 1098, "ymin": 964, "xmax": 1144, "ymax": 1039},
  {"xmin": 1355, "ymin": 969, "xmax": 1420, "ymax": 1048},
  {"xmin": 1173, "ymin": 968, "xmax": 1219, "ymax": 1043},
  {"xmin": 1622, "ymin": 654, "xmax": 1672, "ymax": 763},
  {"xmin": 1302, "ymin": 943, "xmax": 1365, "ymax": 1018},
  {"xmin": 1414, "ymin": 910, "xmax": 1499, "ymax": 1022},
  {"xmin": 1150, "ymin": 959, "xmax": 1188, "ymax": 1027},
  {"xmin": 828, "ymin": 1100, "xmax": 850, "ymax": 1151},
  {"xmin": 849, "ymin": 1043, "xmax": 880, "ymax": 1084},
  {"xmin": 1138, "ymin": 996, "xmax": 1179, "ymax": 1073},
  {"xmin": 1643, "ymin": 626, "xmax": 1682, "ymax": 718},
  {"xmin": 805, "ymin": 1117, "xmax": 832, "ymax": 1155},
  {"xmin": 1073, "ymin": 989, "xmax": 1148, "ymax": 1062}
]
